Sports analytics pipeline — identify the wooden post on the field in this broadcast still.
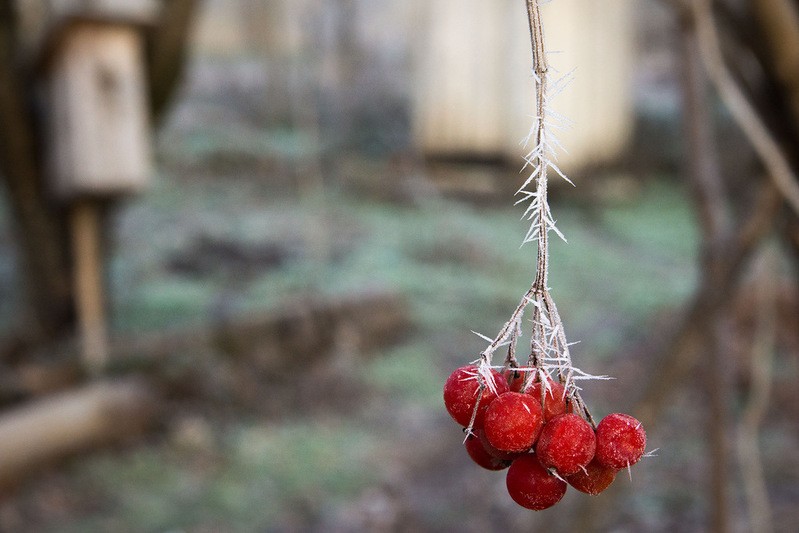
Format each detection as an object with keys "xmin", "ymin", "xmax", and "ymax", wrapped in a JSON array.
[{"xmin": 70, "ymin": 201, "xmax": 107, "ymax": 372}]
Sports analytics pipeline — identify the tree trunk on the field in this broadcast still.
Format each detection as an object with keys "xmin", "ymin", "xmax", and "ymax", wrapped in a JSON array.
[
  {"xmin": 147, "ymin": 0, "xmax": 199, "ymax": 121},
  {"xmin": 678, "ymin": 11, "xmax": 734, "ymax": 532},
  {"xmin": 0, "ymin": 2, "xmax": 74, "ymax": 346}
]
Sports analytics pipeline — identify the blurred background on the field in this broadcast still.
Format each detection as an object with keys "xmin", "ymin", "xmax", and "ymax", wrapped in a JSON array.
[{"xmin": 0, "ymin": 0, "xmax": 797, "ymax": 531}]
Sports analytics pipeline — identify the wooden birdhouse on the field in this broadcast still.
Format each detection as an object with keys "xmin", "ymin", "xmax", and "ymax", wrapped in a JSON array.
[
  {"xmin": 37, "ymin": 0, "xmax": 158, "ymax": 199},
  {"xmin": 29, "ymin": 0, "xmax": 159, "ymax": 371}
]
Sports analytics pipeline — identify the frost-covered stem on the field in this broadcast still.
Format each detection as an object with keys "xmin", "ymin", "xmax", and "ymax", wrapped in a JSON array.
[
  {"xmin": 525, "ymin": 0, "xmax": 565, "ymax": 373},
  {"xmin": 478, "ymin": 1, "xmax": 557, "ymax": 366},
  {"xmin": 525, "ymin": 0, "xmax": 551, "ymax": 378},
  {"xmin": 479, "ymin": 286, "xmax": 535, "ymax": 363},
  {"xmin": 474, "ymin": 0, "xmax": 604, "ymax": 424},
  {"xmin": 528, "ymin": 0, "xmax": 550, "ymax": 293}
]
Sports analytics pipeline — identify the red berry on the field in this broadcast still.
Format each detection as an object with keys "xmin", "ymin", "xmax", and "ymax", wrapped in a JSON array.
[
  {"xmin": 476, "ymin": 428, "xmax": 524, "ymax": 461},
  {"xmin": 503, "ymin": 368, "xmax": 526, "ymax": 392},
  {"xmin": 595, "ymin": 413, "xmax": 646, "ymax": 469},
  {"xmin": 566, "ymin": 458, "xmax": 618, "ymax": 495},
  {"xmin": 528, "ymin": 376, "xmax": 569, "ymax": 421},
  {"xmin": 536, "ymin": 413, "xmax": 596, "ymax": 475},
  {"xmin": 464, "ymin": 434, "xmax": 510, "ymax": 471},
  {"xmin": 443, "ymin": 365, "xmax": 509, "ymax": 427},
  {"xmin": 483, "ymin": 392, "xmax": 544, "ymax": 452},
  {"xmin": 506, "ymin": 454, "xmax": 567, "ymax": 510}
]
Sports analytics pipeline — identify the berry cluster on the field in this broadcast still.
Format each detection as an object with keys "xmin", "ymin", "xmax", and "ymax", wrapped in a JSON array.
[{"xmin": 444, "ymin": 365, "xmax": 646, "ymax": 511}]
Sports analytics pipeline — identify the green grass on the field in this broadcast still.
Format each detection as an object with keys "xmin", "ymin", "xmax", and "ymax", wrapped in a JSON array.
[
  {"xmin": 57, "ymin": 422, "xmax": 378, "ymax": 532},
  {"xmin": 109, "ymin": 173, "xmax": 699, "ymax": 372},
  {"xmin": 363, "ymin": 341, "xmax": 446, "ymax": 407}
]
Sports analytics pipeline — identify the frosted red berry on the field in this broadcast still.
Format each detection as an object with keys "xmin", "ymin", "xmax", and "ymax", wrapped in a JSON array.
[
  {"xmin": 506, "ymin": 454, "xmax": 567, "ymax": 510},
  {"xmin": 443, "ymin": 365, "xmax": 509, "ymax": 427},
  {"xmin": 528, "ymin": 377, "xmax": 569, "ymax": 421},
  {"xmin": 595, "ymin": 413, "xmax": 646, "ymax": 469},
  {"xmin": 476, "ymin": 428, "xmax": 524, "ymax": 461},
  {"xmin": 503, "ymin": 368, "xmax": 526, "ymax": 392},
  {"xmin": 484, "ymin": 392, "xmax": 544, "ymax": 452},
  {"xmin": 536, "ymin": 413, "xmax": 596, "ymax": 475},
  {"xmin": 464, "ymin": 433, "xmax": 510, "ymax": 471},
  {"xmin": 566, "ymin": 458, "xmax": 618, "ymax": 495}
]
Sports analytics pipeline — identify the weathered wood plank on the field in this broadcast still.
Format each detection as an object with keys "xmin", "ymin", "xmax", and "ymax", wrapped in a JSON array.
[
  {"xmin": 45, "ymin": 22, "xmax": 151, "ymax": 198},
  {"xmin": 413, "ymin": 0, "xmax": 635, "ymax": 172}
]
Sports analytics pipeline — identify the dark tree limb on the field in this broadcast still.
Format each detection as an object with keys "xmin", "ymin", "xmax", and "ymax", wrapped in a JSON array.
[
  {"xmin": 751, "ymin": 0, "xmax": 799, "ymax": 132},
  {"xmin": 0, "ymin": 2, "xmax": 74, "ymax": 343},
  {"xmin": 691, "ymin": 0, "xmax": 799, "ymax": 215},
  {"xmin": 147, "ymin": 0, "xmax": 199, "ymax": 121},
  {"xmin": 678, "ymin": 11, "xmax": 733, "ymax": 530}
]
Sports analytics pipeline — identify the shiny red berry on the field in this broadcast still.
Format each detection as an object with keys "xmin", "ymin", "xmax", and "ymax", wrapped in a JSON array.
[
  {"xmin": 464, "ymin": 433, "xmax": 510, "ymax": 471},
  {"xmin": 503, "ymin": 368, "xmax": 526, "ymax": 392},
  {"xmin": 536, "ymin": 413, "xmax": 596, "ymax": 475},
  {"xmin": 443, "ymin": 365, "xmax": 508, "ymax": 427},
  {"xmin": 506, "ymin": 454, "xmax": 567, "ymax": 510},
  {"xmin": 595, "ymin": 413, "xmax": 646, "ymax": 469},
  {"xmin": 528, "ymin": 376, "xmax": 569, "ymax": 421},
  {"xmin": 565, "ymin": 458, "xmax": 618, "ymax": 495},
  {"xmin": 484, "ymin": 392, "xmax": 544, "ymax": 452},
  {"xmin": 476, "ymin": 428, "xmax": 524, "ymax": 461}
]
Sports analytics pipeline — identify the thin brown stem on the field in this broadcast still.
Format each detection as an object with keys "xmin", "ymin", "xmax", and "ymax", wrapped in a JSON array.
[
  {"xmin": 736, "ymin": 246, "xmax": 777, "ymax": 533},
  {"xmin": 527, "ymin": 0, "xmax": 550, "ymax": 293},
  {"xmin": 474, "ymin": 1, "xmax": 594, "ymax": 428}
]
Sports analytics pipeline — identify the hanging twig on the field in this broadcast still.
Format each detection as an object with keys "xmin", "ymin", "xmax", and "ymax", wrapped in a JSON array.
[{"xmin": 470, "ymin": 0, "xmax": 606, "ymax": 432}]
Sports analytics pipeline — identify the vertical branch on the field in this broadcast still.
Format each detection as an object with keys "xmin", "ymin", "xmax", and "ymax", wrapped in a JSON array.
[
  {"xmin": 526, "ymin": 0, "xmax": 550, "ymax": 293},
  {"xmin": 691, "ymin": 0, "xmax": 799, "ymax": 215},
  {"xmin": 735, "ymin": 246, "xmax": 776, "ymax": 533},
  {"xmin": 472, "ymin": 1, "xmax": 605, "ymax": 423},
  {"xmin": 147, "ymin": 0, "xmax": 199, "ymax": 121},
  {"xmin": 677, "ymin": 8, "xmax": 733, "ymax": 532},
  {"xmin": 0, "ymin": 2, "xmax": 74, "ymax": 340},
  {"xmin": 751, "ymin": 0, "xmax": 799, "ymax": 133},
  {"xmin": 70, "ymin": 201, "xmax": 109, "ymax": 373},
  {"xmin": 482, "ymin": 1, "xmax": 605, "ymax": 410}
]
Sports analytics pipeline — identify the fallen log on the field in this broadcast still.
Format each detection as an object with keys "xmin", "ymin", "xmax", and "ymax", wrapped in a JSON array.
[
  {"xmin": 0, "ymin": 290, "xmax": 409, "ymax": 490},
  {"xmin": 0, "ymin": 378, "xmax": 156, "ymax": 490}
]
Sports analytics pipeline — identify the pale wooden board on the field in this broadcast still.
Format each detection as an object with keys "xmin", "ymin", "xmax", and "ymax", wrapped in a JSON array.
[
  {"xmin": 45, "ymin": 23, "xmax": 151, "ymax": 198},
  {"xmin": 413, "ymin": 0, "xmax": 636, "ymax": 172}
]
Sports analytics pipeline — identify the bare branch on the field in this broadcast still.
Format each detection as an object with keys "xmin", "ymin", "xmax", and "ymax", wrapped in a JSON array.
[
  {"xmin": 735, "ymin": 245, "xmax": 777, "ymax": 533},
  {"xmin": 691, "ymin": 0, "xmax": 799, "ymax": 215}
]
